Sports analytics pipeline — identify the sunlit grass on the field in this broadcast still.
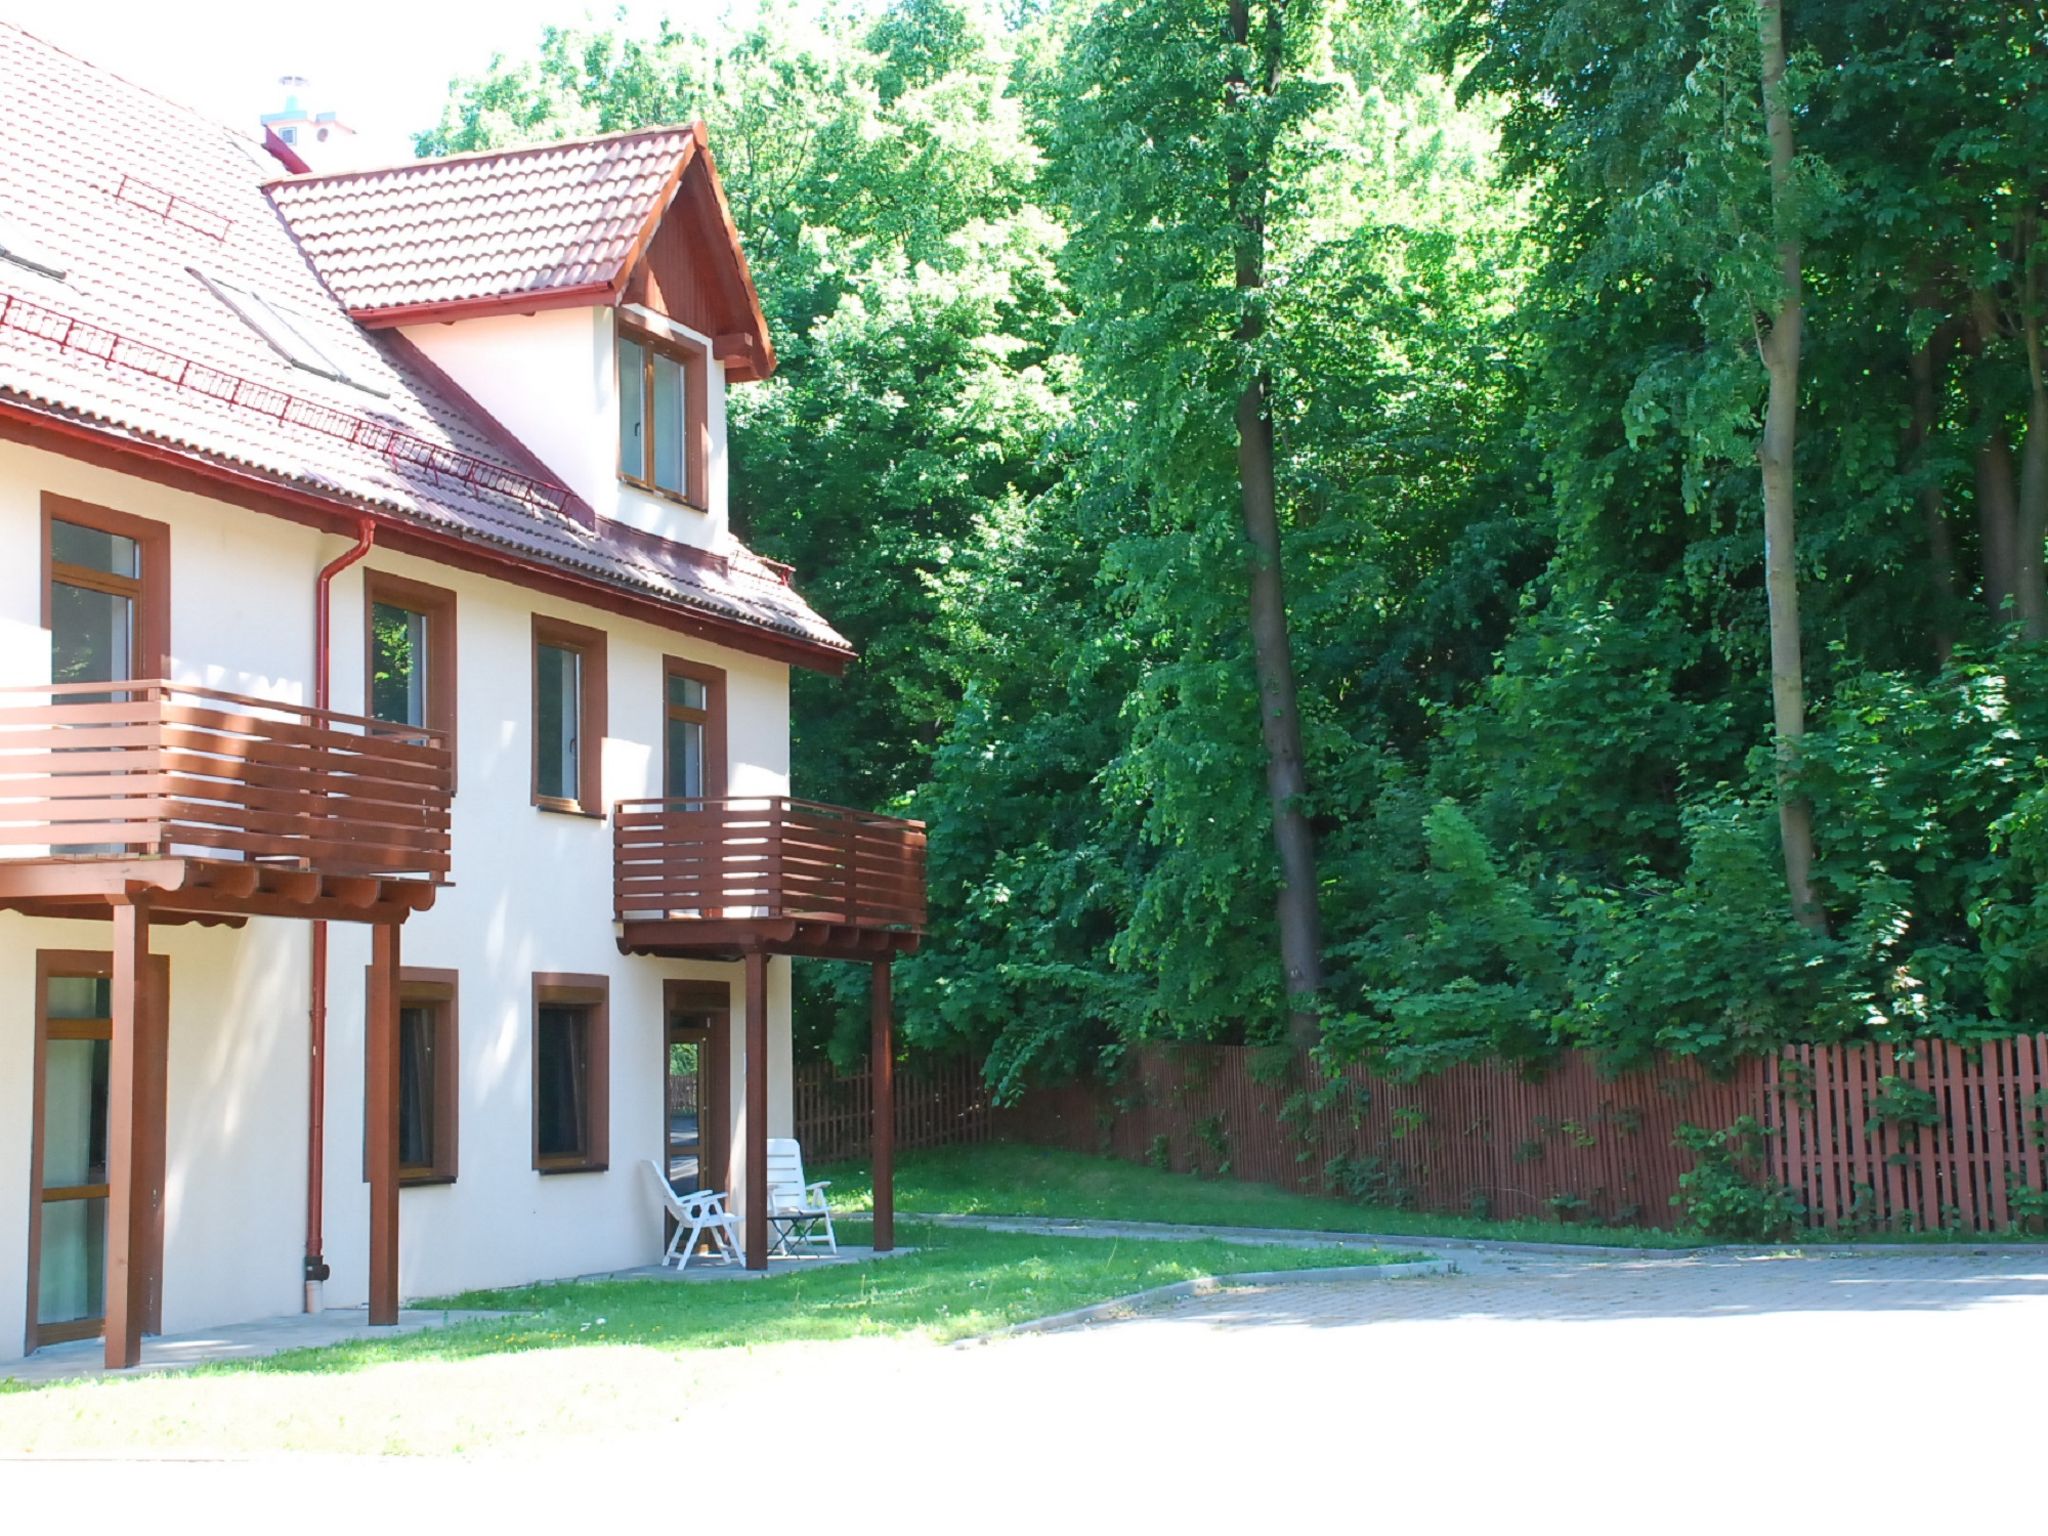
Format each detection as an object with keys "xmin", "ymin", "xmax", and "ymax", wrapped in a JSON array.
[
  {"xmin": 0, "ymin": 1220, "xmax": 1417, "ymax": 1454},
  {"xmin": 821, "ymin": 1143, "xmax": 2045, "ymax": 1247},
  {"xmin": 821, "ymin": 1143, "xmax": 1708, "ymax": 1247}
]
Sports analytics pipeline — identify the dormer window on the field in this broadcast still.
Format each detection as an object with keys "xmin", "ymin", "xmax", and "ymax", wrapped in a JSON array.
[{"xmin": 617, "ymin": 322, "xmax": 707, "ymax": 509}]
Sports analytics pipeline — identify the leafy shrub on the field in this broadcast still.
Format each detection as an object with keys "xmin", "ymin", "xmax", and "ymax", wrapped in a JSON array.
[{"xmin": 1672, "ymin": 1118, "xmax": 1807, "ymax": 1241}]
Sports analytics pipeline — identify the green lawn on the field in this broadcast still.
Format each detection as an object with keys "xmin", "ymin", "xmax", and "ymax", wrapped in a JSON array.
[
  {"xmin": 0, "ymin": 1220, "xmax": 1416, "ymax": 1454},
  {"xmin": 821, "ymin": 1142, "xmax": 1709, "ymax": 1248}
]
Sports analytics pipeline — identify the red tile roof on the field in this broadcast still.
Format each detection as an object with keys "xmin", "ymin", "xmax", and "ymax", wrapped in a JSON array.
[
  {"xmin": 0, "ymin": 24, "xmax": 845, "ymax": 667},
  {"xmin": 264, "ymin": 127, "xmax": 695, "ymax": 317}
]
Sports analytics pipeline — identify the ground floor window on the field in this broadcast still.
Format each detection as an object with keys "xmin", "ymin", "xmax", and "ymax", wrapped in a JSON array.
[
  {"xmin": 364, "ymin": 967, "xmax": 459, "ymax": 1186},
  {"xmin": 532, "ymin": 974, "xmax": 609, "ymax": 1173},
  {"xmin": 397, "ymin": 971, "xmax": 459, "ymax": 1184}
]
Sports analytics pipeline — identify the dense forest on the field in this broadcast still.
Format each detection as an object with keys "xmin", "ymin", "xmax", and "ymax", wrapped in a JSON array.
[{"xmin": 422, "ymin": 0, "xmax": 2048, "ymax": 1094}]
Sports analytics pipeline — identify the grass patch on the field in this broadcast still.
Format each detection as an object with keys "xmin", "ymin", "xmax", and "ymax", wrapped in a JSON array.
[
  {"xmin": 821, "ymin": 1143, "xmax": 1709, "ymax": 1248},
  {"xmin": 0, "ymin": 1220, "xmax": 1417, "ymax": 1454}
]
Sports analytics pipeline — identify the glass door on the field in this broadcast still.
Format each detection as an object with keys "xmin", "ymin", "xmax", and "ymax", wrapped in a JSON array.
[
  {"xmin": 665, "ymin": 1020, "xmax": 708, "ymax": 1192},
  {"xmin": 663, "ymin": 979, "xmax": 731, "ymax": 1205},
  {"xmin": 33, "ymin": 973, "xmax": 112, "ymax": 1347}
]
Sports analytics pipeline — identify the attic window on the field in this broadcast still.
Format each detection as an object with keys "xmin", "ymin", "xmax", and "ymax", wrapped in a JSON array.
[
  {"xmin": 616, "ymin": 323, "xmax": 707, "ymax": 509},
  {"xmin": 192, "ymin": 268, "xmax": 380, "ymax": 393},
  {"xmin": 0, "ymin": 221, "xmax": 67, "ymax": 282}
]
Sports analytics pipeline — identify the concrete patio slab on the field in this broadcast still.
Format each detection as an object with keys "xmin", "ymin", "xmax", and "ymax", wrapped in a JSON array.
[{"xmin": 1, "ymin": 1307, "xmax": 502, "ymax": 1386}]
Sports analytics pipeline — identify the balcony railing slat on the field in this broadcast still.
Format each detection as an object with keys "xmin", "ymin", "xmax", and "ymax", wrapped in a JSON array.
[
  {"xmin": 0, "ymin": 681, "xmax": 453, "ymax": 882},
  {"xmin": 613, "ymin": 795, "xmax": 926, "ymax": 933}
]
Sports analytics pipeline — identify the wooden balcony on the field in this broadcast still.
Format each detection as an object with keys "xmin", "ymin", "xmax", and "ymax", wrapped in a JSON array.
[
  {"xmin": 0, "ymin": 680, "xmax": 453, "ymax": 925},
  {"xmin": 614, "ymin": 796, "xmax": 927, "ymax": 960}
]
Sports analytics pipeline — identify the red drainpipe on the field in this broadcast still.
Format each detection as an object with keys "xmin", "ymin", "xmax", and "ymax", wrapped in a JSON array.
[{"xmin": 306, "ymin": 521, "xmax": 376, "ymax": 1311}]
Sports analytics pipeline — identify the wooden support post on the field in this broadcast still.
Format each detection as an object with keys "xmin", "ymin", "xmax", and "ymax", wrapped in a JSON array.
[
  {"xmin": 871, "ymin": 957, "xmax": 894, "ymax": 1253},
  {"xmin": 744, "ymin": 949, "xmax": 769, "ymax": 1270},
  {"xmin": 103, "ymin": 899, "xmax": 154, "ymax": 1370},
  {"xmin": 367, "ymin": 921, "xmax": 401, "ymax": 1325}
]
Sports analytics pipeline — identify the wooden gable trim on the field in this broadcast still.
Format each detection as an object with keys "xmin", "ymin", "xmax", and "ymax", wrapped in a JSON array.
[{"xmin": 618, "ymin": 132, "xmax": 774, "ymax": 383}]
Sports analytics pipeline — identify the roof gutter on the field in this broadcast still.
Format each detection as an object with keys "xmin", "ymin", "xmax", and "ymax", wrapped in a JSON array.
[
  {"xmin": 304, "ymin": 519, "xmax": 377, "ymax": 1312},
  {"xmin": 349, "ymin": 280, "xmax": 624, "ymax": 330},
  {"xmin": 0, "ymin": 401, "xmax": 854, "ymax": 675}
]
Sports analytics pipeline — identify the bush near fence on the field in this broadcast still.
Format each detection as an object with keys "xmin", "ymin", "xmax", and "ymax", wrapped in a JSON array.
[{"xmin": 998, "ymin": 1039, "xmax": 2048, "ymax": 1236}]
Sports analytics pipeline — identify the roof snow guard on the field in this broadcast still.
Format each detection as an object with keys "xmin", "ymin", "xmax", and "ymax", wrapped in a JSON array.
[
  {"xmin": 111, "ymin": 173, "xmax": 232, "ymax": 242},
  {"xmin": 0, "ymin": 288, "xmax": 571, "ymax": 514}
]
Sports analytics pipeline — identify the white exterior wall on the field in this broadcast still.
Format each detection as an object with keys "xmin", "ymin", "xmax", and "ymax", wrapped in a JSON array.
[
  {"xmin": 0, "ymin": 436, "xmax": 793, "ymax": 1360},
  {"xmin": 400, "ymin": 308, "xmax": 731, "ymax": 552}
]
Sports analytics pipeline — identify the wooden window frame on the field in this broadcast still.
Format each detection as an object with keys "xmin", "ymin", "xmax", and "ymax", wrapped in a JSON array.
[
  {"xmin": 363, "ymin": 570, "xmax": 458, "ymax": 788},
  {"xmin": 25, "ymin": 947, "xmax": 169, "ymax": 1355},
  {"xmin": 532, "ymin": 973, "xmax": 611, "ymax": 1174},
  {"xmin": 616, "ymin": 321, "xmax": 709, "ymax": 511},
  {"xmin": 41, "ymin": 493, "xmax": 171, "ymax": 681},
  {"xmin": 662, "ymin": 655, "xmax": 729, "ymax": 802},
  {"xmin": 531, "ymin": 614, "xmax": 608, "ymax": 817},
  {"xmin": 360, "ymin": 967, "xmax": 461, "ymax": 1187}
]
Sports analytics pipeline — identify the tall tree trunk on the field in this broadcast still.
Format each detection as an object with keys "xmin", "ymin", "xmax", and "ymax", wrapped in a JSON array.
[
  {"xmin": 1978, "ymin": 425, "xmax": 2022, "ymax": 621},
  {"xmin": 1756, "ymin": 0, "xmax": 1826, "ymax": 935},
  {"xmin": 1229, "ymin": 0, "xmax": 1325, "ymax": 1047},
  {"xmin": 1908, "ymin": 326, "xmax": 1960, "ymax": 664},
  {"xmin": 2019, "ymin": 293, "xmax": 2048, "ymax": 641},
  {"xmin": 1971, "ymin": 290, "xmax": 2022, "ymax": 621}
]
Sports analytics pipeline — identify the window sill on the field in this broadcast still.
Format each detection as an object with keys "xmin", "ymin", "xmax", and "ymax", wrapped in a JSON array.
[
  {"xmin": 534, "ymin": 1159, "xmax": 608, "ymax": 1177},
  {"xmin": 400, "ymin": 1172, "xmax": 457, "ymax": 1189},
  {"xmin": 619, "ymin": 474, "xmax": 708, "ymax": 513},
  {"xmin": 533, "ymin": 797, "xmax": 605, "ymax": 821}
]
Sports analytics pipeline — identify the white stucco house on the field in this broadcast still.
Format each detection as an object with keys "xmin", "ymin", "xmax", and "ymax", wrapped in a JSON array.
[{"xmin": 0, "ymin": 24, "xmax": 924, "ymax": 1369}]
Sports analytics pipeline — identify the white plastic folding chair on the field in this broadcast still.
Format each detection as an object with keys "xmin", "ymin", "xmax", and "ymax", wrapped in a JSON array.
[
  {"xmin": 643, "ymin": 1159, "xmax": 741, "ymax": 1270},
  {"xmin": 764, "ymin": 1138, "xmax": 837, "ymax": 1255}
]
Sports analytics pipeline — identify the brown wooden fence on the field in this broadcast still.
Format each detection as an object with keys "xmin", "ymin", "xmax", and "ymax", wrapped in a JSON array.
[
  {"xmin": 793, "ymin": 1054, "xmax": 995, "ymax": 1165},
  {"xmin": 1002, "ymin": 1043, "xmax": 1759, "ymax": 1226},
  {"xmin": 1763, "ymin": 1037, "xmax": 2048, "ymax": 1232},
  {"xmin": 1000, "ymin": 1037, "xmax": 2048, "ymax": 1235}
]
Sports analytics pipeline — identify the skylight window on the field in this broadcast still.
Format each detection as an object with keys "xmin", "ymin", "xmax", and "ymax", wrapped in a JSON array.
[
  {"xmin": 0, "ymin": 220, "xmax": 67, "ymax": 282},
  {"xmin": 191, "ymin": 268, "xmax": 382, "ymax": 394}
]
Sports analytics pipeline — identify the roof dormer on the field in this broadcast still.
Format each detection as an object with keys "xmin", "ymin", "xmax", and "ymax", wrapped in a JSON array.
[
  {"xmin": 264, "ymin": 123, "xmax": 771, "ymax": 374},
  {"xmin": 265, "ymin": 124, "xmax": 773, "ymax": 551}
]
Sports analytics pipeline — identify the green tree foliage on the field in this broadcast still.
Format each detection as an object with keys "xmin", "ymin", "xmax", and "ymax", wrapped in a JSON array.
[{"xmin": 420, "ymin": 0, "xmax": 2048, "ymax": 1087}]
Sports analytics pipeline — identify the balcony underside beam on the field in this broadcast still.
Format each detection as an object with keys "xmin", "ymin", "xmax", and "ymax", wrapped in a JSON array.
[
  {"xmin": 0, "ymin": 857, "xmax": 441, "ymax": 925},
  {"xmin": 616, "ymin": 917, "xmax": 922, "ymax": 963}
]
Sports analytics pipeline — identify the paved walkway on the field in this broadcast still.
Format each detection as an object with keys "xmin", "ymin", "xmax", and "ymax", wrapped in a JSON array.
[
  {"xmin": 912, "ymin": 1207, "xmax": 2048, "ymax": 1263},
  {"xmin": 0, "ymin": 1307, "xmax": 501, "ymax": 1385}
]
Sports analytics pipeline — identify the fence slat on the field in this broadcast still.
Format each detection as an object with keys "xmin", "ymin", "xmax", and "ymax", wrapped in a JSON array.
[{"xmin": 995, "ymin": 1037, "xmax": 2048, "ymax": 1236}]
